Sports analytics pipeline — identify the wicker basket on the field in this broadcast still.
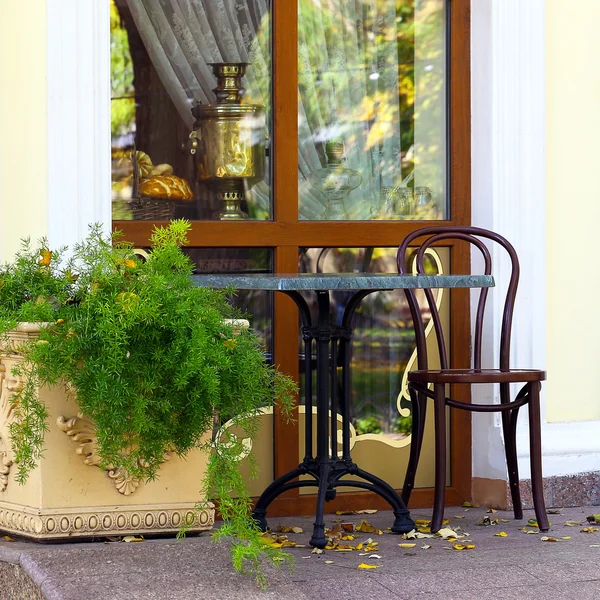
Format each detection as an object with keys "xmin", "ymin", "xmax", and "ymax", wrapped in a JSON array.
[{"xmin": 129, "ymin": 196, "xmax": 177, "ymax": 221}]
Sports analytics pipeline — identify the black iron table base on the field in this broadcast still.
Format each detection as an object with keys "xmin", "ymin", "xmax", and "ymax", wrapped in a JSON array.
[{"xmin": 251, "ymin": 289, "xmax": 415, "ymax": 547}]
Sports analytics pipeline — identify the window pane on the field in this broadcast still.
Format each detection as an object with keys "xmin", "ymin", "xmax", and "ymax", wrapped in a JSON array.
[
  {"xmin": 110, "ymin": 0, "xmax": 272, "ymax": 222},
  {"xmin": 298, "ymin": 0, "xmax": 446, "ymax": 221},
  {"xmin": 297, "ymin": 247, "xmax": 449, "ymax": 490}
]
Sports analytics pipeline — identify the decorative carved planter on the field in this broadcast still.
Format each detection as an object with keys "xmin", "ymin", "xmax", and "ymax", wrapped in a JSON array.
[{"xmin": 0, "ymin": 325, "xmax": 214, "ymax": 540}]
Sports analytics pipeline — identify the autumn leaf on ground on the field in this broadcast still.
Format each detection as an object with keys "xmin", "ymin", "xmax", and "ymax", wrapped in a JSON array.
[
  {"xmin": 122, "ymin": 536, "xmax": 144, "ymax": 542},
  {"xmin": 541, "ymin": 536, "xmax": 558, "ymax": 542},
  {"xmin": 278, "ymin": 526, "xmax": 303, "ymax": 534},
  {"xmin": 476, "ymin": 516, "xmax": 499, "ymax": 527},
  {"xmin": 404, "ymin": 529, "xmax": 434, "ymax": 539},
  {"xmin": 437, "ymin": 527, "xmax": 464, "ymax": 540},
  {"xmin": 335, "ymin": 509, "xmax": 377, "ymax": 516},
  {"xmin": 487, "ymin": 508, "xmax": 497, "ymax": 513},
  {"xmin": 356, "ymin": 520, "xmax": 383, "ymax": 534},
  {"xmin": 494, "ymin": 532, "xmax": 508, "ymax": 537},
  {"xmin": 312, "ymin": 548, "xmax": 324, "ymax": 554},
  {"xmin": 563, "ymin": 521, "xmax": 581, "ymax": 527},
  {"xmin": 398, "ymin": 543, "xmax": 416, "ymax": 548},
  {"xmin": 341, "ymin": 523, "xmax": 355, "ymax": 533},
  {"xmin": 324, "ymin": 560, "xmax": 334, "ymax": 564},
  {"xmin": 586, "ymin": 514, "xmax": 600, "ymax": 524},
  {"xmin": 462, "ymin": 502, "xmax": 479, "ymax": 508},
  {"xmin": 2, "ymin": 536, "xmax": 15, "ymax": 542},
  {"xmin": 421, "ymin": 545, "xmax": 432, "ymax": 549},
  {"xmin": 528, "ymin": 518, "xmax": 539, "ymax": 527},
  {"xmin": 561, "ymin": 536, "xmax": 571, "ymax": 540},
  {"xmin": 581, "ymin": 527, "xmax": 599, "ymax": 533},
  {"xmin": 453, "ymin": 544, "xmax": 475, "ymax": 550},
  {"xmin": 358, "ymin": 563, "xmax": 378, "ymax": 569}
]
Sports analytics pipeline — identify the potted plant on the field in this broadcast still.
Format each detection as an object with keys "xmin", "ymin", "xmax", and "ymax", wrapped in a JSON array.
[{"xmin": 0, "ymin": 220, "xmax": 296, "ymax": 583}]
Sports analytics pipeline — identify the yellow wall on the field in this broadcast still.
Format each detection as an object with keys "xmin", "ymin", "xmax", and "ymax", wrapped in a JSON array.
[
  {"xmin": 546, "ymin": 0, "xmax": 600, "ymax": 422},
  {"xmin": 0, "ymin": 1, "xmax": 48, "ymax": 262}
]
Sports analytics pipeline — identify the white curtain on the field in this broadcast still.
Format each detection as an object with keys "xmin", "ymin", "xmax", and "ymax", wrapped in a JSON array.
[{"xmin": 126, "ymin": 0, "xmax": 405, "ymax": 220}]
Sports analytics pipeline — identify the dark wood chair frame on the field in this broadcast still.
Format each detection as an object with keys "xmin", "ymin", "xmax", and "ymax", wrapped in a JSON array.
[{"xmin": 397, "ymin": 226, "xmax": 549, "ymax": 533}]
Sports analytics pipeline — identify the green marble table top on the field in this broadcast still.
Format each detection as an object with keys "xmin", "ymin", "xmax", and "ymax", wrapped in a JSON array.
[{"xmin": 191, "ymin": 273, "xmax": 494, "ymax": 291}]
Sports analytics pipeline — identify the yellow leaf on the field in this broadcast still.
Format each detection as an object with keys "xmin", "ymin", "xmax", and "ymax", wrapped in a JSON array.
[
  {"xmin": 561, "ymin": 536, "xmax": 572, "ymax": 540},
  {"xmin": 356, "ymin": 520, "xmax": 377, "ymax": 533},
  {"xmin": 2, "ymin": 536, "xmax": 16, "ymax": 542},
  {"xmin": 541, "ymin": 536, "xmax": 558, "ymax": 542},
  {"xmin": 341, "ymin": 535, "xmax": 355, "ymax": 541},
  {"xmin": 311, "ymin": 548, "xmax": 323, "ymax": 554},
  {"xmin": 528, "ymin": 519, "xmax": 539, "ymax": 527},
  {"xmin": 122, "ymin": 536, "xmax": 144, "ymax": 543},
  {"xmin": 453, "ymin": 544, "xmax": 466, "ymax": 550},
  {"xmin": 462, "ymin": 502, "xmax": 479, "ymax": 508},
  {"xmin": 494, "ymin": 532, "xmax": 508, "ymax": 537},
  {"xmin": 355, "ymin": 543, "xmax": 364, "ymax": 550},
  {"xmin": 581, "ymin": 527, "xmax": 599, "ymax": 533},
  {"xmin": 334, "ymin": 548, "xmax": 354, "ymax": 552},
  {"xmin": 415, "ymin": 519, "xmax": 431, "ymax": 525},
  {"xmin": 324, "ymin": 560, "xmax": 334, "ymax": 564},
  {"xmin": 39, "ymin": 249, "xmax": 52, "ymax": 266},
  {"xmin": 358, "ymin": 563, "xmax": 378, "ymax": 569},
  {"xmin": 398, "ymin": 543, "xmax": 416, "ymax": 548},
  {"xmin": 564, "ymin": 521, "xmax": 581, "ymax": 527}
]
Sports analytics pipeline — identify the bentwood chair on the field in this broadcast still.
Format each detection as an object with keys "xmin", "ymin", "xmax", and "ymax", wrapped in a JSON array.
[{"xmin": 397, "ymin": 226, "xmax": 548, "ymax": 533}]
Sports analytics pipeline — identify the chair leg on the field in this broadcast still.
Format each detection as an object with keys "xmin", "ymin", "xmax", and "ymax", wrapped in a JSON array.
[
  {"xmin": 502, "ymin": 406, "xmax": 523, "ymax": 520},
  {"xmin": 401, "ymin": 385, "xmax": 426, "ymax": 505},
  {"xmin": 431, "ymin": 383, "xmax": 447, "ymax": 533},
  {"xmin": 528, "ymin": 381, "xmax": 549, "ymax": 531}
]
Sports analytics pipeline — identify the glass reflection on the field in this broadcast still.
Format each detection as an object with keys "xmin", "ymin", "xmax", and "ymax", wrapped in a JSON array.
[
  {"xmin": 298, "ymin": 0, "xmax": 446, "ymax": 221},
  {"xmin": 298, "ymin": 247, "xmax": 442, "ymax": 440}
]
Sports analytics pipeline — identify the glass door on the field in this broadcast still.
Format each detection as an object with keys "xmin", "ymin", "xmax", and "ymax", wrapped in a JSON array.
[{"xmin": 112, "ymin": 0, "xmax": 472, "ymax": 513}]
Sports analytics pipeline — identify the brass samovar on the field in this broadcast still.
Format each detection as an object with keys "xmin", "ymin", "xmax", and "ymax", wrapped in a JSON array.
[{"xmin": 189, "ymin": 63, "xmax": 266, "ymax": 220}]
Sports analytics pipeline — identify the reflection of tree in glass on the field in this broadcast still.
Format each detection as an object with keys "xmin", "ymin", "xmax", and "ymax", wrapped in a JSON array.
[{"xmin": 110, "ymin": 0, "xmax": 135, "ymax": 138}]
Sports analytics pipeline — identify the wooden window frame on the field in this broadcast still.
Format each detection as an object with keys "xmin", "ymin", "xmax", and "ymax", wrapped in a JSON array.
[{"xmin": 114, "ymin": 0, "xmax": 473, "ymax": 512}]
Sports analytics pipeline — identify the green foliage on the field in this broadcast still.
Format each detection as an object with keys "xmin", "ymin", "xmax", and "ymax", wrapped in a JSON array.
[
  {"xmin": 354, "ymin": 415, "xmax": 383, "ymax": 435},
  {"xmin": 0, "ymin": 220, "xmax": 297, "ymax": 584}
]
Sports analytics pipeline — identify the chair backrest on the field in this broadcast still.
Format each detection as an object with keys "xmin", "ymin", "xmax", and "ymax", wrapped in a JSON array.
[{"xmin": 396, "ymin": 226, "xmax": 520, "ymax": 371}]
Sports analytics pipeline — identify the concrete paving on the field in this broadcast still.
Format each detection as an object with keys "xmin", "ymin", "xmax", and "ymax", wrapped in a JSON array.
[{"xmin": 1, "ymin": 505, "xmax": 600, "ymax": 599}]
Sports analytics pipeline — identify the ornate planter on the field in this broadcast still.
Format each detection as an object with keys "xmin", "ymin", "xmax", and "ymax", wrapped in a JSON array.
[{"xmin": 0, "ymin": 324, "xmax": 214, "ymax": 540}]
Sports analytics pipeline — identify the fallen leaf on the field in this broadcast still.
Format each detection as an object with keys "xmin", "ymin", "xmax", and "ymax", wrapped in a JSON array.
[
  {"xmin": 334, "ymin": 548, "xmax": 354, "ymax": 552},
  {"xmin": 487, "ymin": 508, "xmax": 497, "ymax": 513},
  {"xmin": 415, "ymin": 519, "xmax": 431, "ymax": 526},
  {"xmin": 541, "ymin": 536, "xmax": 558, "ymax": 542},
  {"xmin": 341, "ymin": 523, "xmax": 355, "ymax": 533},
  {"xmin": 281, "ymin": 541, "xmax": 297, "ymax": 548},
  {"xmin": 563, "ymin": 521, "xmax": 581, "ymax": 527},
  {"xmin": 404, "ymin": 529, "xmax": 434, "ymax": 539},
  {"xmin": 494, "ymin": 532, "xmax": 508, "ymax": 537},
  {"xmin": 561, "ymin": 536, "xmax": 572, "ymax": 540},
  {"xmin": 476, "ymin": 516, "xmax": 499, "ymax": 527},
  {"xmin": 368, "ymin": 554, "xmax": 382, "ymax": 559},
  {"xmin": 2, "ymin": 536, "xmax": 15, "ymax": 542},
  {"xmin": 421, "ymin": 545, "xmax": 432, "ymax": 550},
  {"xmin": 462, "ymin": 502, "xmax": 479, "ymax": 508},
  {"xmin": 358, "ymin": 563, "xmax": 378, "ymax": 569},
  {"xmin": 528, "ymin": 519, "xmax": 539, "ymax": 527},
  {"xmin": 581, "ymin": 527, "xmax": 599, "ymax": 533},
  {"xmin": 122, "ymin": 536, "xmax": 144, "ymax": 543},
  {"xmin": 525, "ymin": 530, "xmax": 539, "ymax": 535},
  {"xmin": 312, "ymin": 548, "xmax": 324, "ymax": 554},
  {"xmin": 586, "ymin": 514, "xmax": 600, "ymax": 524},
  {"xmin": 437, "ymin": 527, "xmax": 463, "ymax": 540},
  {"xmin": 453, "ymin": 544, "xmax": 475, "ymax": 550},
  {"xmin": 500, "ymin": 519, "xmax": 510, "ymax": 523},
  {"xmin": 335, "ymin": 509, "xmax": 377, "ymax": 516},
  {"xmin": 398, "ymin": 543, "xmax": 416, "ymax": 548},
  {"xmin": 341, "ymin": 535, "xmax": 355, "ymax": 541},
  {"xmin": 324, "ymin": 560, "xmax": 334, "ymax": 564}
]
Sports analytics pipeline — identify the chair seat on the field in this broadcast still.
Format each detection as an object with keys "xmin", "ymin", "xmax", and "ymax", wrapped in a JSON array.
[{"xmin": 408, "ymin": 368, "xmax": 546, "ymax": 385}]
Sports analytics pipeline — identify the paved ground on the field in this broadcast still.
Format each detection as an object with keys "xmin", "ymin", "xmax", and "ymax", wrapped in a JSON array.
[{"xmin": 1, "ymin": 505, "xmax": 600, "ymax": 599}]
